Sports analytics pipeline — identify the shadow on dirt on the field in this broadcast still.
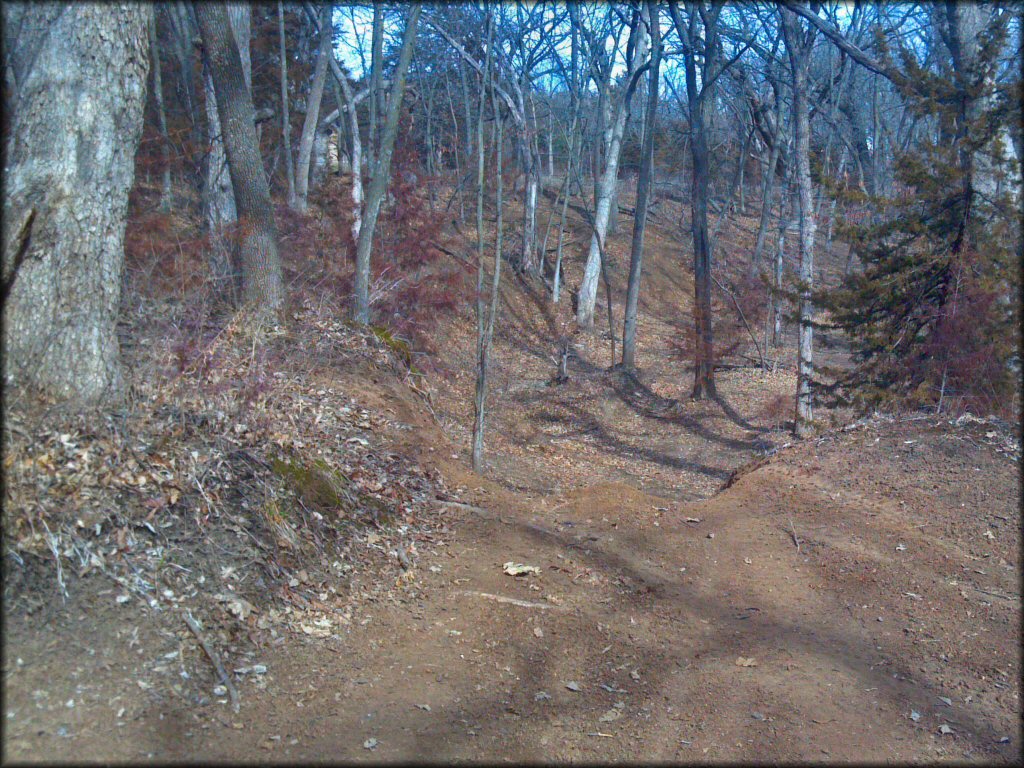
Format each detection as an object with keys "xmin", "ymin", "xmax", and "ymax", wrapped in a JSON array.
[{"xmin": 406, "ymin": 505, "xmax": 1013, "ymax": 762}]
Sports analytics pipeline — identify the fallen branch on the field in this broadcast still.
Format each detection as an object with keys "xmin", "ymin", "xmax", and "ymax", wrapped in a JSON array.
[
  {"xmin": 461, "ymin": 590, "xmax": 556, "ymax": 610},
  {"xmin": 184, "ymin": 612, "xmax": 240, "ymax": 713}
]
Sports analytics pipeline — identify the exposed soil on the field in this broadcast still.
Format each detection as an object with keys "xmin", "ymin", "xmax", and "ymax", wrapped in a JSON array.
[{"xmin": 3, "ymin": 183, "xmax": 1020, "ymax": 763}]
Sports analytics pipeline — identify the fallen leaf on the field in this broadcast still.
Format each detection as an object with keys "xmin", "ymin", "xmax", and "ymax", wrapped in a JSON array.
[
  {"xmin": 735, "ymin": 657, "xmax": 758, "ymax": 667},
  {"xmin": 565, "ymin": 681, "xmax": 582, "ymax": 692},
  {"xmin": 533, "ymin": 627, "xmax": 544, "ymax": 638},
  {"xmin": 363, "ymin": 737, "xmax": 378, "ymax": 750},
  {"xmin": 599, "ymin": 707, "xmax": 622, "ymax": 723},
  {"xmin": 938, "ymin": 724, "xmax": 954, "ymax": 735}
]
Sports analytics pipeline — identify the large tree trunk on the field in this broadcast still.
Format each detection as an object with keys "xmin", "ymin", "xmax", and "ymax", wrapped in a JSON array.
[
  {"xmin": 2, "ymin": 3, "xmax": 151, "ymax": 404},
  {"xmin": 202, "ymin": 2, "xmax": 250, "ymax": 291},
  {"xmin": 781, "ymin": 7, "xmax": 817, "ymax": 436},
  {"xmin": 292, "ymin": 3, "xmax": 330, "ymax": 212},
  {"xmin": 195, "ymin": 2, "xmax": 283, "ymax": 311},
  {"xmin": 352, "ymin": 6, "xmax": 421, "ymax": 324},
  {"xmin": 622, "ymin": 0, "xmax": 661, "ymax": 371}
]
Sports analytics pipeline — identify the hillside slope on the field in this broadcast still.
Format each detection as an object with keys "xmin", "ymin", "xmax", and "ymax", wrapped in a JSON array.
[{"xmin": 3, "ymin": 182, "xmax": 1019, "ymax": 763}]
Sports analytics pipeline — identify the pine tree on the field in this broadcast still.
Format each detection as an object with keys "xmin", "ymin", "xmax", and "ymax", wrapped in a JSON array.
[{"xmin": 819, "ymin": 7, "xmax": 1021, "ymax": 416}]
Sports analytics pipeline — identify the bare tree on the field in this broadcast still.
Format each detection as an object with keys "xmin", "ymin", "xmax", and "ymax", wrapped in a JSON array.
[
  {"xmin": 780, "ymin": 4, "xmax": 817, "ymax": 435},
  {"xmin": 292, "ymin": 3, "xmax": 331, "ymax": 212},
  {"xmin": 622, "ymin": 0, "xmax": 662, "ymax": 371},
  {"xmin": 279, "ymin": 1, "xmax": 296, "ymax": 206},
  {"xmin": 472, "ymin": 13, "xmax": 499, "ymax": 472},
  {"xmin": 2, "ymin": 4, "xmax": 151, "ymax": 404},
  {"xmin": 203, "ymin": 3, "xmax": 251, "ymax": 291},
  {"xmin": 668, "ymin": 0, "xmax": 725, "ymax": 399},
  {"xmin": 352, "ymin": 6, "xmax": 422, "ymax": 324},
  {"xmin": 576, "ymin": 9, "xmax": 649, "ymax": 328},
  {"xmin": 195, "ymin": 2, "xmax": 284, "ymax": 311},
  {"xmin": 149, "ymin": 11, "xmax": 173, "ymax": 212}
]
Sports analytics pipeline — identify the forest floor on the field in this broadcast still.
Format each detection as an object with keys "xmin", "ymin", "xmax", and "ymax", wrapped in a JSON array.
[{"xmin": 3, "ymin": 180, "xmax": 1020, "ymax": 763}]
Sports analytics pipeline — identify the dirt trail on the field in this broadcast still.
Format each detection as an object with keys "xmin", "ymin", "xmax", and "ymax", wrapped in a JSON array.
[
  {"xmin": 5, "ymin": 387, "xmax": 1018, "ymax": 762},
  {"xmin": 4, "ymin": 191, "xmax": 1019, "ymax": 763}
]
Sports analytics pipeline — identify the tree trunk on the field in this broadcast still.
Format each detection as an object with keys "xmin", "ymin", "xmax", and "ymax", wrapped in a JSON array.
[
  {"xmin": 166, "ymin": 3, "xmax": 201, "ymax": 166},
  {"xmin": 471, "ymin": 15, "xmax": 495, "ymax": 472},
  {"xmin": 352, "ymin": 6, "xmax": 421, "ymax": 324},
  {"xmin": 773, "ymin": 196, "xmax": 786, "ymax": 348},
  {"xmin": 522, "ymin": 147, "xmax": 541, "ymax": 275},
  {"xmin": 148, "ymin": 12, "xmax": 173, "ymax": 212},
  {"xmin": 444, "ymin": 68, "xmax": 466, "ymax": 220},
  {"xmin": 781, "ymin": 7, "xmax": 817, "ymax": 436},
  {"xmin": 331, "ymin": 55, "xmax": 364, "ymax": 248},
  {"xmin": 622, "ymin": 0, "xmax": 661, "ymax": 371},
  {"xmin": 547, "ymin": 103, "xmax": 555, "ymax": 176},
  {"xmin": 367, "ymin": 2, "xmax": 384, "ymax": 168},
  {"xmin": 577, "ymin": 16, "xmax": 648, "ymax": 327},
  {"xmin": 750, "ymin": 96, "xmax": 783, "ymax": 276},
  {"xmin": 195, "ymin": 2, "xmax": 283, "ymax": 311},
  {"xmin": 2, "ymin": 4, "xmax": 151, "ymax": 404},
  {"xmin": 278, "ymin": 1, "xmax": 296, "ymax": 206},
  {"xmin": 552, "ymin": 121, "xmax": 578, "ymax": 304},
  {"xmin": 203, "ymin": 2, "xmax": 250, "ymax": 291},
  {"xmin": 293, "ymin": 3, "xmax": 330, "ymax": 212},
  {"xmin": 678, "ymin": 7, "xmax": 716, "ymax": 399}
]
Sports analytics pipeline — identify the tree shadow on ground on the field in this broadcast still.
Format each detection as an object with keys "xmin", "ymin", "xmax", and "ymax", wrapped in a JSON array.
[
  {"xmin": 404, "ymin": 506, "xmax": 1013, "ymax": 762},
  {"xmin": 532, "ymin": 402, "xmax": 731, "ymax": 481},
  {"xmin": 608, "ymin": 368, "xmax": 766, "ymax": 453}
]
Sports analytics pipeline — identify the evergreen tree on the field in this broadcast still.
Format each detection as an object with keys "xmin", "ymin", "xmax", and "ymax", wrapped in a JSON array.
[{"xmin": 819, "ymin": 7, "xmax": 1021, "ymax": 415}]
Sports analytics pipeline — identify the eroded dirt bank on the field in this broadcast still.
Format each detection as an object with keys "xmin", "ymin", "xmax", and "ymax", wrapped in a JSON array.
[{"xmin": 5, "ymin": 387, "xmax": 1019, "ymax": 763}]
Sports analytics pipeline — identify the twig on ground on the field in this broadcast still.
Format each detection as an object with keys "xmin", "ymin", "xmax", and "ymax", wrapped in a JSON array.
[
  {"xmin": 184, "ymin": 611, "xmax": 240, "ymax": 713},
  {"xmin": 788, "ymin": 516, "xmax": 802, "ymax": 553}
]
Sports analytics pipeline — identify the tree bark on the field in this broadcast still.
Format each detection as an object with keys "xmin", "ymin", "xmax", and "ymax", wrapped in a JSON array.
[
  {"xmin": 293, "ymin": 3, "xmax": 330, "ymax": 212},
  {"xmin": 622, "ymin": 0, "xmax": 661, "ymax": 371},
  {"xmin": 149, "ymin": 11, "xmax": 174, "ymax": 212},
  {"xmin": 203, "ymin": 2, "xmax": 250, "ymax": 290},
  {"xmin": 576, "ymin": 14, "xmax": 648, "ymax": 327},
  {"xmin": 669, "ymin": 0, "xmax": 721, "ymax": 399},
  {"xmin": 780, "ymin": 7, "xmax": 817, "ymax": 436},
  {"xmin": 278, "ymin": 1, "xmax": 296, "ymax": 206},
  {"xmin": 352, "ymin": 6, "xmax": 421, "ymax": 324},
  {"xmin": 2, "ymin": 3, "xmax": 151, "ymax": 404},
  {"xmin": 367, "ymin": 2, "xmax": 384, "ymax": 168},
  {"xmin": 471, "ymin": 14, "xmax": 495, "ymax": 473},
  {"xmin": 195, "ymin": 2, "xmax": 283, "ymax": 311}
]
